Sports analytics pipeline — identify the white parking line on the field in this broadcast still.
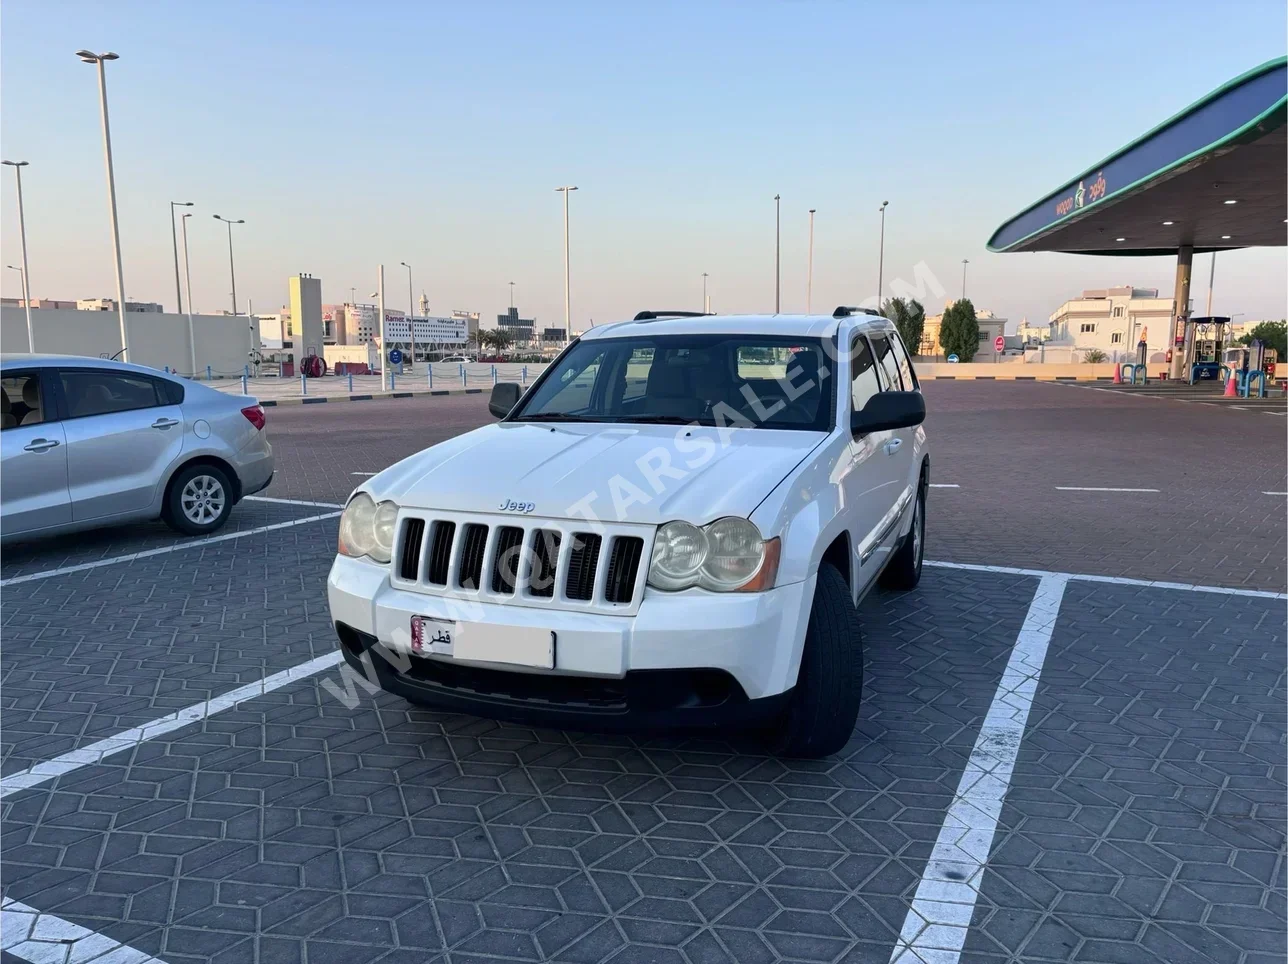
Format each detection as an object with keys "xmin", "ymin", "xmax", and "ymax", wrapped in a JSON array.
[
  {"xmin": 1264, "ymin": 491, "xmax": 1288, "ymax": 496},
  {"xmin": 0, "ymin": 511, "xmax": 342, "ymax": 588},
  {"xmin": 1, "ymin": 896, "xmax": 165, "ymax": 964},
  {"xmin": 890, "ymin": 573, "xmax": 1069, "ymax": 964},
  {"xmin": 1054, "ymin": 486, "xmax": 1159, "ymax": 492},
  {"xmin": 0, "ymin": 651, "xmax": 343, "ymax": 800},
  {"xmin": 245, "ymin": 495, "xmax": 344, "ymax": 508},
  {"xmin": 351, "ymin": 471, "xmax": 378, "ymax": 476},
  {"xmin": 926, "ymin": 559, "xmax": 1286, "ymax": 599},
  {"xmin": 929, "ymin": 483, "xmax": 960, "ymax": 488}
]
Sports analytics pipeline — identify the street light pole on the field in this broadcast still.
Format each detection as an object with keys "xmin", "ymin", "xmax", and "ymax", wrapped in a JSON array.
[
  {"xmin": 2, "ymin": 160, "xmax": 34, "ymax": 351},
  {"xmin": 807, "ymin": 209, "xmax": 816, "ymax": 314},
  {"xmin": 556, "ymin": 187, "xmax": 577, "ymax": 335},
  {"xmin": 169, "ymin": 201, "xmax": 193, "ymax": 313},
  {"xmin": 509, "ymin": 281, "xmax": 516, "ymax": 311},
  {"xmin": 400, "ymin": 262, "xmax": 414, "ymax": 365},
  {"xmin": 76, "ymin": 50, "xmax": 128, "ymax": 359},
  {"xmin": 375, "ymin": 266, "xmax": 388, "ymax": 391},
  {"xmin": 877, "ymin": 201, "xmax": 888, "ymax": 312},
  {"xmin": 180, "ymin": 212, "xmax": 196, "ymax": 376},
  {"xmin": 213, "ymin": 215, "xmax": 244, "ymax": 315},
  {"xmin": 6, "ymin": 265, "xmax": 30, "ymax": 347},
  {"xmin": 702, "ymin": 272, "xmax": 709, "ymax": 313},
  {"xmin": 961, "ymin": 259, "xmax": 970, "ymax": 300},
  {"xmin": 774, "ymin": 194, "xmax": 781, "ymax": 313}
]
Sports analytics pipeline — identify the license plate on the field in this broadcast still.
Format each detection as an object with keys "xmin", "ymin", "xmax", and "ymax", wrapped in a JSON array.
[{"xmin": 412, "ymin": 616, "xmax": 555, "ymax": 669}]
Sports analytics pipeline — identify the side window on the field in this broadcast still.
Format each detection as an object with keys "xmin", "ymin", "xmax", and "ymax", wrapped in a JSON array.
[
  {"xmin": 850, "ymin": 336, "xmax": 881, "ymax": 412},
  {"xmin": 60, "ymin": 370, "xmax": 163, "ymax": 419},
  {"xmin": 870, "ymin": 334, "xmax": 904, "ymax": 391},
  {"xmin": 888, "ymin": 333, "xmax": 919, "ymax": 390},
  {"xmin": 157, "ymin": 379, "xmax": 185, "ymax": 405},
  {"xmin": 1, "ymin": 371, "xmax": 44, "ymax": 429}
]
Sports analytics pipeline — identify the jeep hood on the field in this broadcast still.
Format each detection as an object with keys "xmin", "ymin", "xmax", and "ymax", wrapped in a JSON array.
[{"xmin": 365, "ymin": 422, "xmax": 826, "ymax": 526}]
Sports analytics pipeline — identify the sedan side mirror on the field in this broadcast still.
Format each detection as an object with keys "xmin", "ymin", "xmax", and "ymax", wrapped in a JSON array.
[
  {"xmin": 489, "ymin": 382, "xmax": 522, "ymax": 419},
  {"xmin": 850, "ymin": 391, "xmax": 926, "ymax": 435}
]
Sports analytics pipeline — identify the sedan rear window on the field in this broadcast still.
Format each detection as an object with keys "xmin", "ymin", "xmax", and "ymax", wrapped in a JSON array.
[{"xmin": 60, "ymin": 370, "xmax": 164, "ymax": 419}]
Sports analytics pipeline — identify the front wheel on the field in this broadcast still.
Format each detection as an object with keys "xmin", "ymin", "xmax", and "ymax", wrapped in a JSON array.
[
  {"xmin": 763, "ymin": 562, "xmax": 864, "ymax": 759},
  {"xmin": 880, "ymin": 481, "xmax": 925, "ymax": 591},
  {"xmin": 164, "ymin": 464, "xmax": 234, "ymax": 536}
]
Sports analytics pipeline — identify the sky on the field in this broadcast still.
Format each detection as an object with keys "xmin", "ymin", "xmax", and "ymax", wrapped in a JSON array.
[{"xmin": 1, "ymin": 0, "xmax": 1285, "ymax": 334}]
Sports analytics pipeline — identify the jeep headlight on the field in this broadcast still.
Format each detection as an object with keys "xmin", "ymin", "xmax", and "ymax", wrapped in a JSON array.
[
  {"xmin": 338, "ymin": 493, "xmax": 399, "ymax": 564},
  {"xmin": 649, "ymin": 517, "xmax": 780, "ymax": 592}
]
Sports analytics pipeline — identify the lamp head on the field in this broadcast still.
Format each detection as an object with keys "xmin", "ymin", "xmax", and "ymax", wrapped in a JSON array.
[{"xmin": 2, "ymin": 160, "xmax": 28, "ymax": 168}]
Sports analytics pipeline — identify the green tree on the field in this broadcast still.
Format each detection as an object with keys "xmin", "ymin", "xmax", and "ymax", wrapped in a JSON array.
[
  {"xmin": 1238, "ymin": 321, "xmax": 1287, "ymax": 359},
  {"xmin": 880, "ymin": 298, "xmax": 926, "ymax": 356},
  {"xmin": 1084, "ymin": 348, "xmax": 1108, "ymax": 364},
  {"xmin": 938, "ymin": 298, "xmax": 979, "ymax": 362}
]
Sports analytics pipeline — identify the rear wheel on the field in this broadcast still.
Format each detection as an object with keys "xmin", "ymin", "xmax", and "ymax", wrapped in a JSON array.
[
  {"xmin": 880, "ymin": 477, "xmax": 926, "ymax": 591},
  {"xmin": 164, "ymin": 464, "xmax": 234, "ymax": 535},
  {"xmin": 764, "ymin": 562, "xmax": 863, "ymax": 758}
]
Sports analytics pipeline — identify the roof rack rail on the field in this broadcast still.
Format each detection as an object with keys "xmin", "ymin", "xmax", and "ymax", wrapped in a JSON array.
[
  {"xmin": 832, "ymin": 306, "xmax": 884, "ymax": 318},
  {"xmin": 632, "ymin": 310, "xmax": 713, "ymax": 321}
]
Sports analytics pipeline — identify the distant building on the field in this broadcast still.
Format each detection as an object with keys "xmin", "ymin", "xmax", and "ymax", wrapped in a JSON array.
[
  {"xmin": 541, "ymin": 327, "xmax": 567, "ymax": 343},
  {"xmin": 452, "ymin": 310, "xmax": 481, "ymax": 345},
  {"xmin": 1, "ymin": 297, "xmax": 77, "ymax": 309},
  {"xmin": 288, "ymin": 274, "xmax": 324, "ymax": 358},
  {"xmin": 1016, "ymin": 317, "xmax": 1050, "ymax": 344},
  {"xmin": 1048, "ymin": 286, "xmax": 1175, "ymax": 359},
  {"xmin": 919, "ymin": 301, "xmax": 1008, "ymax": 360},
  {"xmin": 496, "ymin": 306, "xmax": 535, "ymax": 343},
  {"xmin": 77, "ymin": 298, "xmax": 163, "ymax": 312},
  {"xmin": 256, "ymin": 313, "xmax": 292, "ymax": 351}
]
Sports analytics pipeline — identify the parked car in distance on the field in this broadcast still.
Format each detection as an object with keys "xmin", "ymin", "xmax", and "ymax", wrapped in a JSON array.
[
  {"xmin": 328, "ymin": 309, "xmax": 928, "ymax": 757},
  {"xmin": 1, "ymin": 354, "xmax": 273, "ymax": 542}
]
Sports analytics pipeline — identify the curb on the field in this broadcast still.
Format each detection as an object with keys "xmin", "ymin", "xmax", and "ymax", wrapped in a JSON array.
[
  {"xmin": 260, "ymin": 387, "xmax": 488, "ymax": 407},
  {"xmin": 930, "ymin": 375, "xmax": 1113, "ymax": 381}
]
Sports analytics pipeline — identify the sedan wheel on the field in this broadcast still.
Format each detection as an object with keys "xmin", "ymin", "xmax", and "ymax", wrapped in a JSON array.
[{"xmin": 181, "ymin": 474, "xmax": 227, "ymax": 526}]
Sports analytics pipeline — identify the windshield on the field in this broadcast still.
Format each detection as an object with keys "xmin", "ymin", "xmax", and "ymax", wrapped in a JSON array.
[{"xmin": 511, "ymin": 334, "xmax": 834, "ymax": 431}]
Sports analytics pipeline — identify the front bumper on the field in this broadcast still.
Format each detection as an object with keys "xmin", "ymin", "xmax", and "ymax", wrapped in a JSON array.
[{"xmin": 326, "ymin": 553, "xmax": 814, "ymax": 726}]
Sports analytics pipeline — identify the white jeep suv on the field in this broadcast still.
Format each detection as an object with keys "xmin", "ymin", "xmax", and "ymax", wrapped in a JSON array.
[{"xmin": 327, "ymin": 309, "xmax": 929, "ymax": 757}]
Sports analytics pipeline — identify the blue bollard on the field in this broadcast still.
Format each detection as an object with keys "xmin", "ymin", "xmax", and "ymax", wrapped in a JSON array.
[
  {"xmin": 391, "ymin": 373, "xmax": 396, "ymax": 391},
  {"xmin": 492, "ymin": 366, "xmax": 497, "ymax": 385},
  {"xmin": 348, "ymin": 372, "xmax": 354, "ymax": 392},
  {"xmin": 206, "ymin": 365, "xmax": 212, "ymax": 381},
  {"xmin": 461, "ymin": 367, "xmax": 467, "ymax": 388},
  {"xmin": 244, "ymin": 364, "xmax": 249, "ymax": 379},
  {"xmin": 522, "ymin": 365, "xmax": 527, "ymax": 385},
  {"xmin": 301, "ymin": 372, "xmax": 307, "ymax": 396},
  {"xmin": 428, "ymin": 367, "xmax": 433, "ymax": 389},
  {"xmin": 241, "ymin": 374, "xmax": 248, "ymax": 395}
]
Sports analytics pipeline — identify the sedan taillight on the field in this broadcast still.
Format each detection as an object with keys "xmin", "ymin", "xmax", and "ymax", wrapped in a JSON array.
[{"xmin": 241, "ymin": 405, "xmax": 266, "ymax": 431}]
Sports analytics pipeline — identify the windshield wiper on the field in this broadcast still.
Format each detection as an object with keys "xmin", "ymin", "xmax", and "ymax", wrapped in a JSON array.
[
  {"xmin": 616, "ymin": 415, "xmax": 699, "ymax": 425},
  {"xmin": 513, "ymin": 413, "xmax": 600, "ymax": 422}
]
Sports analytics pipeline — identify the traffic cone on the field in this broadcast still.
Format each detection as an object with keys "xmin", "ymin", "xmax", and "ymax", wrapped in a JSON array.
[
  {"xmin": 1224, "ymin": 371, "xmax": 1238, "ymax": 397},
  {"xmin": 1113, "ymin": 363, "xmax": 1123, "ymax": 384}
]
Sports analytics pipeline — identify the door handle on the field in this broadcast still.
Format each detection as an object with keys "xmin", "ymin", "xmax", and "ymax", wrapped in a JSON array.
[
  {"xmin": 23, "ymin": 438, "xmax": 60, "ymax": 452},
  {"xmin": 151, "ymin": 417, "xmax": 180, "ymax": 429},
  {"xmin": 883, "ymin": 438, "xmax": 902, "ymax": 455}
]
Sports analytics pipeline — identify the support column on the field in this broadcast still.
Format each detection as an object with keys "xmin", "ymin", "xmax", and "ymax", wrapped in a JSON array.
[{"xmin": 1168, "ymin": 244, "xmax": 1193, "ymax": 380}]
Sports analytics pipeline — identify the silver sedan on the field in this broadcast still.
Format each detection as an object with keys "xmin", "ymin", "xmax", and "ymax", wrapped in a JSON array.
[{"xmin": 1, "ymin": 353, "xmax": 274, "ymax": 541}]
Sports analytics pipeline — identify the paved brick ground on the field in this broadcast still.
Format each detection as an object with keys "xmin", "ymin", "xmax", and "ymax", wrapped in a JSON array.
[
  {"xmin": 962, "ymin": 582, "xmax": 1286, "ymax": 964},
  {"xmin": 1, "ymin": 568, "xmax": 1031, "ymax": 964},
  {"xmin": 1, "ymin": 381, "xmax": 1284, "ymax": 964}
]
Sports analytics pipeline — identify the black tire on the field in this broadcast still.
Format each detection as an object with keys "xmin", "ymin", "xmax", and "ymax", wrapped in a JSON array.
[
  {"xmin": 880, "ymin": 477, "xmax": 926, "ymax": 591},
  {"xmin": 163, "ymin": 463, "xmax": 235, "ymax": 536},
  {"xmin": 764, "ymin": 562, "xmax": 864, "ymax": 759}
]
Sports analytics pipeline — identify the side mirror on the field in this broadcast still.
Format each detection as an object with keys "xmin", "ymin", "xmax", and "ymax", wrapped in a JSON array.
[
  {"xmin": 489, "ymin": 382, "xmax": 522, "ymax": 419},
  {"xmin": 850, "ymin": 391, "xmax": 925, "ymax": 435}
]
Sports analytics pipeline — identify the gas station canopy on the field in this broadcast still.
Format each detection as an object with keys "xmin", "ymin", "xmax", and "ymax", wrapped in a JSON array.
[{"xmin": 988, "ymin": 57, "xmax": 1287, "ymax": 257}]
